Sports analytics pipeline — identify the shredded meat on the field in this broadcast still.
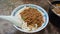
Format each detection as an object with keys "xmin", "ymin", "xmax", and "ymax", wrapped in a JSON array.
[{"xmin": 20, "ymin": 7, "xmax": 44, "ymax": 28}]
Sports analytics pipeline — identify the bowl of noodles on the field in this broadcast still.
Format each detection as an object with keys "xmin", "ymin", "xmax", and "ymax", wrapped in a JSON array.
[{"xmin": 12, "ymin": 4, "xmax": 49, "ymax": 33}]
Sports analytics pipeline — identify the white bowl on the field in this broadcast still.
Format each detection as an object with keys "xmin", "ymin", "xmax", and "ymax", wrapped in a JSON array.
[{"xmin": 11, "ymin": 4, "xmax": 49, "ymax": 33}]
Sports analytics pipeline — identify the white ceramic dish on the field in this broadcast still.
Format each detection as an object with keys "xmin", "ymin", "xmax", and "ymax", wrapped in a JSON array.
[{"xmin": 11, "ymin": 4, "xmax": 49, "ymax": 33}]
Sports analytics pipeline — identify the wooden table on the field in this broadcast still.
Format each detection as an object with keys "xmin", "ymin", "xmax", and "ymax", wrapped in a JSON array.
[{"xmin": 0, "ymin": 0, "xmax": 60, "ymax": 34}]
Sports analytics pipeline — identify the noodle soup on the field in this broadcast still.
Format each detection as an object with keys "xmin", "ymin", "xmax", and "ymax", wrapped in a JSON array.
[{"xmin": 52, "ymin": 4, "xmax": 60, "ymax": 16}]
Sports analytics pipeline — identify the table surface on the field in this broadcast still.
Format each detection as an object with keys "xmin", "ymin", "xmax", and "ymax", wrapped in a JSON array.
[{"xmin": 0, "ymin": 0, "xmax": 60, "ymax": 34}]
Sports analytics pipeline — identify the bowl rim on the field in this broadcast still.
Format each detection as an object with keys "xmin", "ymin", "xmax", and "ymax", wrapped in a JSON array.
[{"xmin": 11, "ymin": 4, "xmax": 49, "ymax": 33}]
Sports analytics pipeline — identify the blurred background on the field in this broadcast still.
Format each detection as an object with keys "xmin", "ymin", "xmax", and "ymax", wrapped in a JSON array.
[{"xmin": 0, "ymin": 0, "xmax": 60, "ymax": 34}]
